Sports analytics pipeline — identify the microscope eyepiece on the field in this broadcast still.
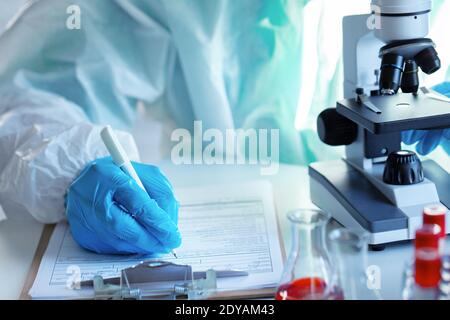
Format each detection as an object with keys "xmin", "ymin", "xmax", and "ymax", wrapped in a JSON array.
[
  {"xmin": 415, "ymin": 46, "xmax": 441, "ymax": 75},
  {"xmin": 379, "ymin": 53, "xmax": 405, "ymax": 95}
]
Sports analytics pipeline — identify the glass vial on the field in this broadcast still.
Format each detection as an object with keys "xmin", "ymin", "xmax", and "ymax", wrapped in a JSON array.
[{"xmin": 329, "ymin": 228, "xmax": 382, "ymax": 300}]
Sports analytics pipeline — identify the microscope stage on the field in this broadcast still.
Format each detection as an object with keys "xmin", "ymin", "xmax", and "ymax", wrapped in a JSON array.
[{"xmin": 337, "ymin": 92, "xmax": 450, "ymax": 134}]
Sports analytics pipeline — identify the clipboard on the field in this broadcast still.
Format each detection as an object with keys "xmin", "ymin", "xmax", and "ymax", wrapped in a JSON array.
[
  {"xmin": 20, "ymin": 217, "xmax": 286, "ymax": 300},
  {"xmin": 20, "ymin": 224, "xmax": 56, "ymax": 300}
]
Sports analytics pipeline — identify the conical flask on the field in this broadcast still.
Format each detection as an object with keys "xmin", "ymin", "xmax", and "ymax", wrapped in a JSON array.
[
  {"xmin": 328, "ymin": 228, "xmax": 382, "ymax": 300},
  {"xmin": 275, "ymin": 209, "xmax": 338, "ymax": 300}
]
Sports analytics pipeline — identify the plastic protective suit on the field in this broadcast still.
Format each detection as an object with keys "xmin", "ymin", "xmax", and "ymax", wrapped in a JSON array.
[{"xmin": 0, "ymin": 0, "xmax": 306, "ymax": 225}]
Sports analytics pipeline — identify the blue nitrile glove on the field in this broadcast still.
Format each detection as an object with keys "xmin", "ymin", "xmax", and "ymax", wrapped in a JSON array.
[
  {"xmin": 66, "ymin": 157, "xmax": 181, "ymax": 255},
  {"xmin": 402, "ymin": 82, "xmax": 450, "ymax": 155}
]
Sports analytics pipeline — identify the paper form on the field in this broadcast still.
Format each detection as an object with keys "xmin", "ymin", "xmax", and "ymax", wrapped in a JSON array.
[{"xmin": 29, "ymin": 181, "xmax": 284, "ymax": 299}]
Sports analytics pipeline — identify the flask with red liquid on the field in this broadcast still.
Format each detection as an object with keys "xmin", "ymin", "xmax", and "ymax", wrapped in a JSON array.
[{"xmin": 275, "ymin": 209, "xmax": 339, "ymax": 300}]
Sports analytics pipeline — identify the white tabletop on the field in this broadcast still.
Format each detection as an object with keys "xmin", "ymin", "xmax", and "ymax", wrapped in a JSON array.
[{"xmin": 0, "ymin": 161, "xmax": 438, "ymax": 299}]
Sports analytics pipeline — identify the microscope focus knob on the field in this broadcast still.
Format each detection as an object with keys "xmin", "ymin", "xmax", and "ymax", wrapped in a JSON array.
[
  {"xmin": 383, "ymin": 150, "xmax": 424, "ymax": 185},
  {"xmin": 317, "ymin": 108, "xmax": 357, "ymax": 146}
]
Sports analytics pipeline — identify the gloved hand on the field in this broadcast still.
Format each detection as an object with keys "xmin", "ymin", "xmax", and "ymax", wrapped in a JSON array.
[
  {"xmin": 402, "ymin": 82, "xmax": 450, "ymax": 155},
  {"xmin": 66, "ymin": 157, "xmax": 181, "ymax": 255}
]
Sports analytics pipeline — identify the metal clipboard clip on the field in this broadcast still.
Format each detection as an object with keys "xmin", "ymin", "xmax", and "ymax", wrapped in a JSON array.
[{"xmin": 80, "ymin": 260, "xmax": 248, "ymax": 300}]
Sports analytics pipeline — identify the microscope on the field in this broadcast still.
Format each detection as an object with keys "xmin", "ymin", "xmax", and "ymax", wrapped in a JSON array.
[{"xmin": 309, "ymin": 0, "xmax": 450, "ymax": 249}]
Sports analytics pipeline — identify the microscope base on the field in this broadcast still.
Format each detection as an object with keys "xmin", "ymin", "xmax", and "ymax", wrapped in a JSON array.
[{"xmin": 309, "ymin": 159, "xmax": 450, "ymax": 245}]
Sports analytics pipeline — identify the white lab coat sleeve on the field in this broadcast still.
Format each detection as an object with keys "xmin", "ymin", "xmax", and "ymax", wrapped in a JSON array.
[{"xmin": 0, "ymin": 86, "xmax": 140, "ymax": 223}]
